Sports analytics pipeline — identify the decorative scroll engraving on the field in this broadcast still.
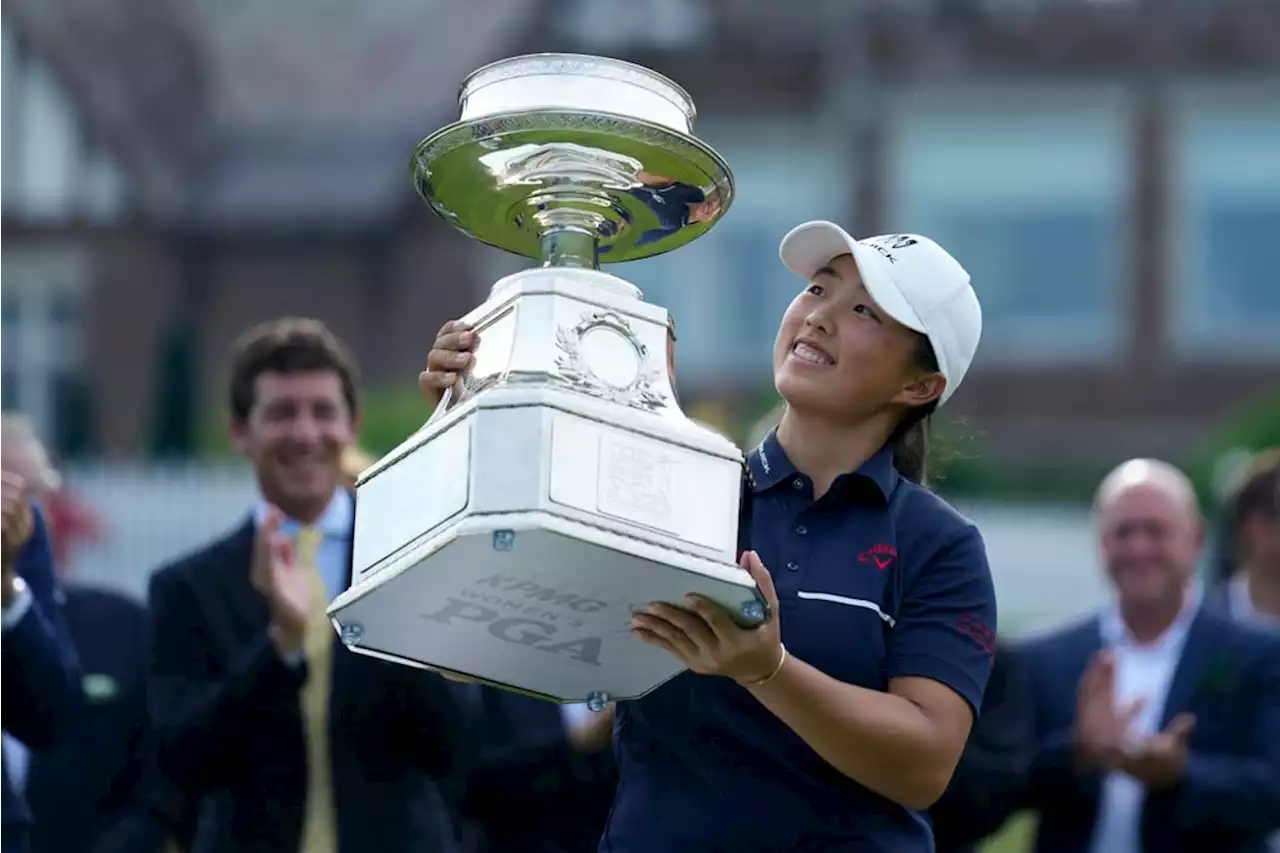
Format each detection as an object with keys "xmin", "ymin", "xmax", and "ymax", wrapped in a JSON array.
[{"xmin": 554, "ymin": 311, "xmax": 666, "ymax": 411}]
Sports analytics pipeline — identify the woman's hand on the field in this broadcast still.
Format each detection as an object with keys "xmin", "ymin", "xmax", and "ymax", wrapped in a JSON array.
[
  {"xmin": 631, "ymin": 550, "xmax": 784, "ymax": 685},
  {"xmin": 418, "ymin": 320, "xmax": 479, "ymax": 406}
]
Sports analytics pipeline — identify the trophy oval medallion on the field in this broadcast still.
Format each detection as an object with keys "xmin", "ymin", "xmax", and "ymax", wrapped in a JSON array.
[
  {"xmin": 578, "ymin": 325, "xmax": 641, "ymax": 390},
  {"xmin": 554, "ymin": 311, "xmax": 664, "ymax": 411},
  {"xmin": 412, "ymin": 53, "xmax": 734, "ymax": 266}
]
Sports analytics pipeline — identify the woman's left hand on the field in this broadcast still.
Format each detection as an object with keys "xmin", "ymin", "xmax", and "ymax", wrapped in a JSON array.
[{"xmin": 631, "ymin": 550, "xmax": 784, "ymax": 684}]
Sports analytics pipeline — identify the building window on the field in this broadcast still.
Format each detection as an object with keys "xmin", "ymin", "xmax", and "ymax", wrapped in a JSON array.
[
  {"xmin": 886, "ymin": 86, "xmax": 1131, "ymax": 362},
  {"xmin": 15, "ymin": 58, "xmax": 83, "ymax": 221},
  {"xmin": 1, "ymin": 22, "xmax": 130, "ymax": 222},
  {"xmin": 1169, "ymin": 84, "xmax": 1280, "ymax": 357},
  {"xmin": 1, "ymin": 249, "xmax": 93, "ymax": 457}
]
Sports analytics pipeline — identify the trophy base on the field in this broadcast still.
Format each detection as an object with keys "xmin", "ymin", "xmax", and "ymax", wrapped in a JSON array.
[{"xmin": 328, "ymin": 509, "xmax": 760, "ymax": 704}]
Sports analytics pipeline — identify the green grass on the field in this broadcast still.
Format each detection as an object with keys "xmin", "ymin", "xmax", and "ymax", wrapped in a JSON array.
[{"xmin": 980, "ymin": 813, "xmax": 1036, "ymax": 853}]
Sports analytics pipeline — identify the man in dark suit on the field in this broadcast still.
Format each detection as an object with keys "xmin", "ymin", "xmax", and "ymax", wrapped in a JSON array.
[
  {"xmin": 454, "ymin": 689, "xmax": 616, "ymax": 853},
  {"xmin": 1022, "ymin": 458, "xmax": 1280, "ymax": 853},
  {"xmin": 3, "ymin": 411, "xmax": 187, "ymax": 853},
  {"xmin": 930, "ymin": 641, "xmax": 1036, "ymax": 853},
  {"xmin": 25, "ymin": 585, "xmax": 191, "ymax": 853},
  {"xmin": 146, "ymin": 318, "xmax": 473, "ymax": 853},
  {"xmin": 2, "ymin": 472, "xmax": 82, "ymax": 853}
]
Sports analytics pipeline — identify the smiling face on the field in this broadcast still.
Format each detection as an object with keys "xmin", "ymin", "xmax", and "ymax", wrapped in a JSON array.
[
  {"xmin": 231, "ymin": 370, "xmax": 357, "ymax": 523},
  {"xmin": 772, "ymin": 254, "xmax": 944, "ymax": 423},
  {"xmin": 1097, "ymin": 463, "xmax": 1203, "ymax": 612}
]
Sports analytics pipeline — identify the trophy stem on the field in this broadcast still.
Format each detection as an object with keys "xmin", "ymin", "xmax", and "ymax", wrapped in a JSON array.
[{"xmin": 540, "ymin": 228, "xmax": 600, "ymax": 270}]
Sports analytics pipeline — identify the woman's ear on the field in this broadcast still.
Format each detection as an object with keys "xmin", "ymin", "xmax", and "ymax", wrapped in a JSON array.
[{"xmin": 892, "ymin": 372, "xmax": 946, "ymax": 409}]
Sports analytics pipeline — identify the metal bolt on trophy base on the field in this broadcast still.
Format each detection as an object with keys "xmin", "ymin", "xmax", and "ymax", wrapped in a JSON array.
[
  {"xmin": 340, "ymin": 623, "xmax": 364, "ymax": 646},
  {"xmin": 327, "ymin": 53, "xmax": 769, "ymax": 706}
]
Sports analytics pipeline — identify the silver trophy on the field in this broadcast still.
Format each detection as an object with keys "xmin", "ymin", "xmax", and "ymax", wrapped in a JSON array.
[{"xmin": 328, "ymin": 54, "xmax": 762, "ymax": 708}]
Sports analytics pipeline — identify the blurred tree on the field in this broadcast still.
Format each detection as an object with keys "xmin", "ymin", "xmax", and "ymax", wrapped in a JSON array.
[
  {"xmin": 51, "ymin": 373, "xmax": 95, "ymax": 459},
  {"xmin": 1190, "ymin": 389, "xmax": 1280, "ymax": 507},
  {"xmin": 357, "ymin": 386, "xmax": 433, "ymax": 457},
  {"xmin": 150, "ymin": 323, "xmax": 198, "ymax": 458}
]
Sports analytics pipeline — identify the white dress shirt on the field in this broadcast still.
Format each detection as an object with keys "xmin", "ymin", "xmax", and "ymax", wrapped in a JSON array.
[{"xmin": 1089, "ymin": 587, "xmax": 1202, "ymax": 853}]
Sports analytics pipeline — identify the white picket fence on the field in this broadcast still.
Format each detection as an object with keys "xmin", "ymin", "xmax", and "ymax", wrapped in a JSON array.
[{"xmin": 59, "ymin": 463, "xmax": 1111, "ymax": 637}]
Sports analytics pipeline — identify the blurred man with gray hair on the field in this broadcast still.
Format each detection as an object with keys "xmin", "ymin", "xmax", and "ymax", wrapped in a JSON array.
[{"xmin": 1021, "ymin": 458, "xmax": 1280, "ymax": 853}]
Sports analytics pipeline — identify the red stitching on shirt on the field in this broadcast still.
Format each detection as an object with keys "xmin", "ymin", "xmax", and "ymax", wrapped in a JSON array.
[
  {"xmin": 858, "ymin": 543, "xmax": 897, "ymax": 571},
  {"xmin": 955, "ymin": 612, "xmax": 997, "ymax": 656}
]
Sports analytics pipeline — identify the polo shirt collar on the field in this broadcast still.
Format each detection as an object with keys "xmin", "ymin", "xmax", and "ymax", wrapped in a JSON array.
[{"xmin": 745, "ymin": 427, "xmax": 898, "ymax": 502}]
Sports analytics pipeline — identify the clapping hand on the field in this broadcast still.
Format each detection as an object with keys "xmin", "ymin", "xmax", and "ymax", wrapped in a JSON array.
[
  {"xmin": 1072, "ymin": 651, "xmax": 1146, "ymax": 772},
  {"xmin": 1117, "ymin": 713, "xmax": 1195, "ymax": 790},
  {"xmin": 630, "ymin": 551, "xmax": 785, "ymax": 686},
  {"xmin": 1, "ymin": 472, "xmax": 34, "ymax": 595},
  {"xmin": 251, "ymin": 508, "xmax": 312, "ymax": 656}
]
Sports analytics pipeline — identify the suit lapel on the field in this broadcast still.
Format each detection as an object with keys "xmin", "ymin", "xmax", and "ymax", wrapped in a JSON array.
[
  {"xmin": 1159, "ymin": 606, "xmax": 1216, "ymax": 727},
  {"xmin": 216, "ymin": 516, "xmax": 273, "ymax": 635},
  {"xmin": 1071, "ymin": 616, "xmax": 1106, "ymax": 683}
]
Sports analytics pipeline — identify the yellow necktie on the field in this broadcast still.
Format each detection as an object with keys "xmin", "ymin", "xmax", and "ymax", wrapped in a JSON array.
[{"xmin": 296, "ymin": 526, "xmax": 337, "ymax": 853}]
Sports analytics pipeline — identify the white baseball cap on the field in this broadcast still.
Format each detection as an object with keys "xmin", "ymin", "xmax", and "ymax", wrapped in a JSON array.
[{"xmin": 778, "ymin": 220, "xmax": 982, "ymax": 405}]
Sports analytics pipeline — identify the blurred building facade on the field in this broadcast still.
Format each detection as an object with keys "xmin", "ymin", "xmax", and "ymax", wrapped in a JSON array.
[{"xmin": 3, "ymin": 0, "xmax": 1279, "ymax": 469}]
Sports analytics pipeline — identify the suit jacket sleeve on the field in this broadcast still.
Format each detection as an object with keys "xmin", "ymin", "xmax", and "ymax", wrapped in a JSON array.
[
  {"xmin": 931, "ymin": 643, "xmax": 1036, "ymax": 847},
  {"xmin": 1020, "ymin": 636, "xmax": 1093, "ymax": 810},
  {"xmin": 397, "ymin": 669, "xmax": 476, "ymax": 780},
  {"xmin": 146, "ymin": 560, "xmax": 306, "ymax": 788},
  {"xmin": 1167, "ymin": 634, "xmax": 1280, "ymax": 836},
  {"xmin": 89, "ymin": 730, "xmax": 193, "ymax": 853},
  {"xmin": 2, "ymin": 507, "xmax": 82, "ymax": 750},
  {"xmin": 453, "ymin": 692, "xmax": 615, "ymax": 827}
]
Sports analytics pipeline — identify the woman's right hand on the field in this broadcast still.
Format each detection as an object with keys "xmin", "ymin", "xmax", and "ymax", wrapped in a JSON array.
[{"xmin": 418, "ymin": 320, "xmax": 479, "ymax": 406}]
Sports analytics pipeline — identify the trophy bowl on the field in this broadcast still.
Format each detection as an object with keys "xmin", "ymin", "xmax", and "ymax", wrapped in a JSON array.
[{"xmin": 328, "ymin": 54, "xmax": 762, "ymax": 708}]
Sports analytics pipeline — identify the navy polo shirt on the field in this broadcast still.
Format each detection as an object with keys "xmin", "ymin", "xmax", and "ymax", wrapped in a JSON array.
[{"xmin": 601, "ymin": 431, "xmax": 998, "ymax": 853}]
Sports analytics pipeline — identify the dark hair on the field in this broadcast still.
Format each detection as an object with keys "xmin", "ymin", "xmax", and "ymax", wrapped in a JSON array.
[
  {"xmin": 1225, "ymin": 448, "xmax": 1280, "ymax": 561},
  {"xmin": 228, "ymin": 317, "xmax": 360, "ymax": 423},
  {"xmin": 888, "ymin": 333, "xmax": 940, "ymax": 485}
]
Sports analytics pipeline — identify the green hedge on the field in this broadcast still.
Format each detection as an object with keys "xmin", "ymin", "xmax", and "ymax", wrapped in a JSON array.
[
  {"xmin": 357, "ymin": 386, "xmax": 435, "ymax": 456},
  {"xmin": 1187, "ymin": 389, "xmax": 1280, "ymax": 511}
]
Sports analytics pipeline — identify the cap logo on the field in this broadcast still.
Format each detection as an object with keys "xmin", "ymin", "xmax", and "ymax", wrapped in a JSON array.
[{"xmin": 862, "ymin": 234, "xmax": 918, "ymax": 264}]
